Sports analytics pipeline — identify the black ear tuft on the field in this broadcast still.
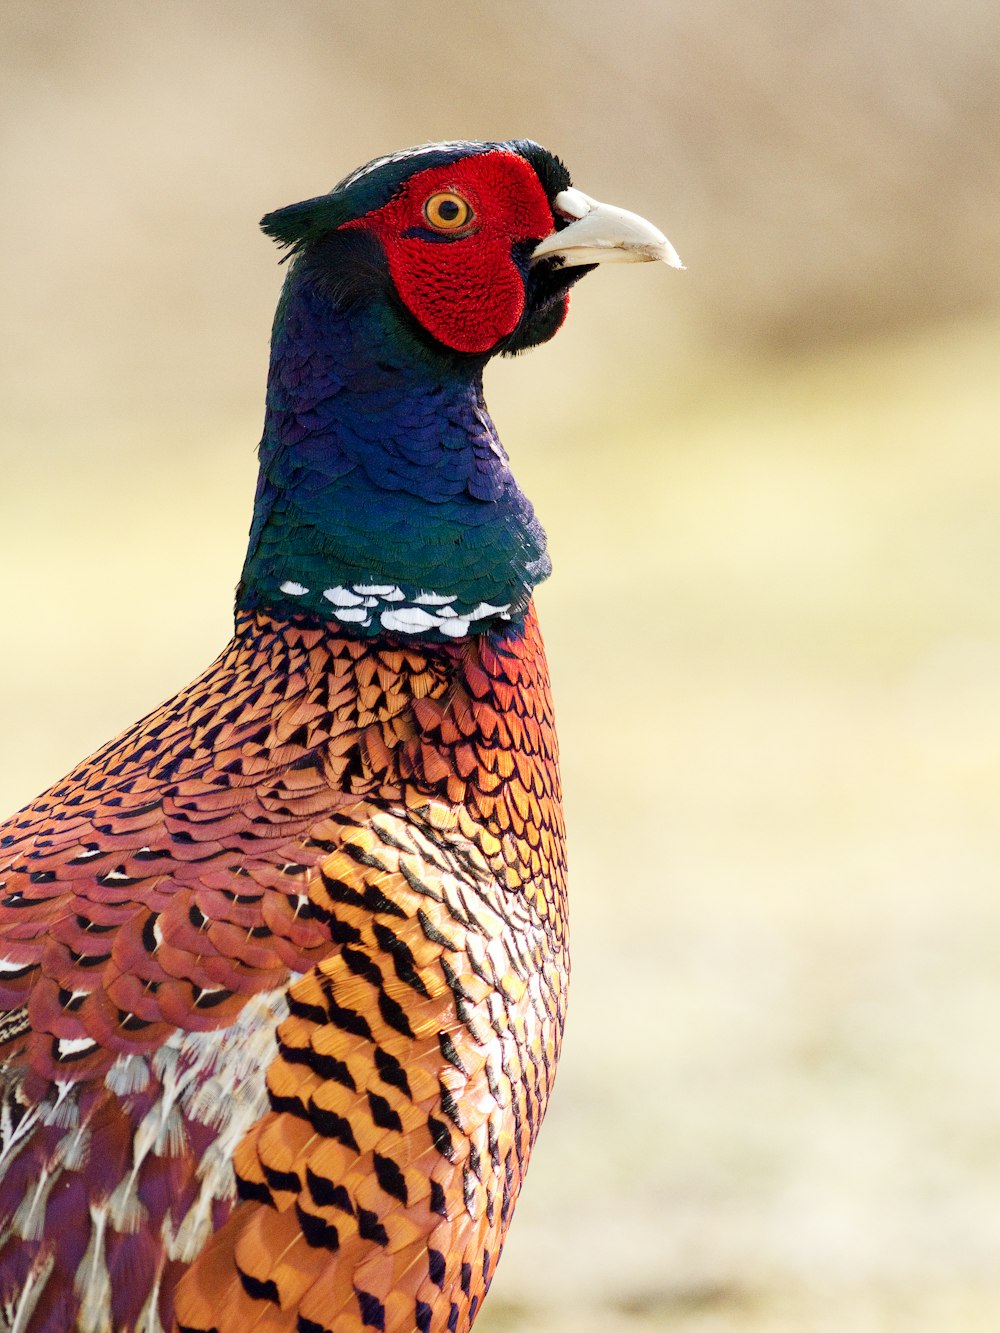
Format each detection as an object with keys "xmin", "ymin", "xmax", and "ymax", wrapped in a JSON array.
[
  {"xmin": 260, "ymin": 195, "xmax": 349, "ymax": 257},
  {"xmin": 507, "ymin": 141, "xmax": 573, "ymax": 201}
]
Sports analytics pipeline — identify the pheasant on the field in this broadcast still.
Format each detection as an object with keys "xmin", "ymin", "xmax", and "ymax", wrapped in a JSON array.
[{"xmin": 0, "ymin": 140, "xmax": 678, "ymax": 1332}]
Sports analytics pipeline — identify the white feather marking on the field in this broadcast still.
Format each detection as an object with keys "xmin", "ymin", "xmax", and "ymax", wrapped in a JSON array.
[
  {"xmin": 12, "ymin": 1165, "xmax": 54, "ymax": 1241},
  {"xmin": 160, "ymin": 986, "xmax": 293, "ymax": 1261},
  {"xmin": 134, "ymin": 1268, "xmax": 167, "ymax": 1333},
  {"xmin": 437, "ymin": 619, "xmax": 471, "ymax": 637},
  {"xmin": 105, "ymin": 1053, "xmax": 152, "ymax": 1097},
  {"xmin": 322, "ymin": 585, "xmax": 364, "ymax": 607},
  {"xmin": 8, "ymin": 1251, "xmax": 55, "ymax": 1333},
  {"xmin": 279, "ymin": 580, "xmax": 309, "ymax": 596},
  {"xmin": 381, "ymin": 606, "xmax": 440, "ymax": 634},
  {"xmin": 41, "ymin": 1081, "xmax": 80, "ymax": 1129},
  {"xmin": 0, "ymin": 1096, "xmax": 45, "ymax": 1169},
  {"xmin": 56, "ymin": 1036, "xmax": 96, "ymax": 1059},
  {"xmin": 414, "ymin": 591, "xmax": 458, "ymax": 605},
  {"xmin": 75, "ymin": 1203, "xmax": 112, "ymax": 1333},
  {"xmin": 62, "ymin": 1122, "xmax": 92, "ymax": 1171},
  {"xmin": 107, "ymin": 1171, "xmax": 149, "ymax": 1234}
]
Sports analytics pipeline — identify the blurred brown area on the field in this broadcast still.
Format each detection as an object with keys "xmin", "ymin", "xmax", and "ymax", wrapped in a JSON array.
[{"xmin": 2, "ymin": 3, "xmax": 1000, "ymax": 1329}]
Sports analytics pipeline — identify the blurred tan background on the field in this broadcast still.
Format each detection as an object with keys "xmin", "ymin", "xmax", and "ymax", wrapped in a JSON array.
[{"xmin": 3, "ymin": 3, "xmax": 1000, "ymax": 1329}]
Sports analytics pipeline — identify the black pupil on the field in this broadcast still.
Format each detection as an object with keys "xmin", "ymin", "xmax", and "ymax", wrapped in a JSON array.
[{"xmin": 437, "ymin": 199, "xmax": 461, "ymax": 221}]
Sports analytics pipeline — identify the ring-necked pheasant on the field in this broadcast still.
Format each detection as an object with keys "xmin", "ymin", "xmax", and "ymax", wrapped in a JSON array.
[{"xmin": 0, "ymin": 140, "xmax": 678, "ymax": 1332}]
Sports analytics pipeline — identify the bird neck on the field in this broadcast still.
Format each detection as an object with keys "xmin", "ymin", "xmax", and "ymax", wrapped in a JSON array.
[{"xmin": 236, "ymin": 270, "xmax": 550, "ymax": 639}]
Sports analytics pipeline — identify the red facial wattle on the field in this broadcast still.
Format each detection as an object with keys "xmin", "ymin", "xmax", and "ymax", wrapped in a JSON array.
[{"xmin": 341, "ymin": 151, "xmax": 559, "ymax": 354}]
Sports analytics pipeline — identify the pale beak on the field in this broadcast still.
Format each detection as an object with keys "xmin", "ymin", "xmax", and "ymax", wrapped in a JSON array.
[{"xmin": 531, "ymin": 187, "xmax": 683, "ymax": 269}]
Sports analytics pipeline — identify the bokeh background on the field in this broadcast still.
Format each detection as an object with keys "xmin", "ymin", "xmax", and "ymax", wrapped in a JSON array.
[{"xmin": 3, "ymin": 3, "xmax": 1000, "ymax": 1329}]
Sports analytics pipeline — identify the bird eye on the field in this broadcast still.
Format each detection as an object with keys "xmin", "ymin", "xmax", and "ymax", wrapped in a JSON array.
[{"xmin": 422, "ymin": 192, "xmax": 473, "ymax": 232}]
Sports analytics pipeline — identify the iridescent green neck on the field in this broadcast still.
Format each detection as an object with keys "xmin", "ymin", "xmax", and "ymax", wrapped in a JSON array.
[{"xmin": 237, "ymin": 270, "xmax": 550, "ymax": 638}]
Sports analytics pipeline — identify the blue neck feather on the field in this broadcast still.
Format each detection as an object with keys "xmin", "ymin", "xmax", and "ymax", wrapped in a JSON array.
[{"xmin": 237, "ymin": 270, "xmax": 550, "ymax": 638}]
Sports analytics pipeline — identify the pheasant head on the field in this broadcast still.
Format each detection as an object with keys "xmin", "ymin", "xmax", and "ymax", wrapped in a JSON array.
[{"xmin": 238, "ymin": 140, "xmax": 679, "ymax": 636}]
